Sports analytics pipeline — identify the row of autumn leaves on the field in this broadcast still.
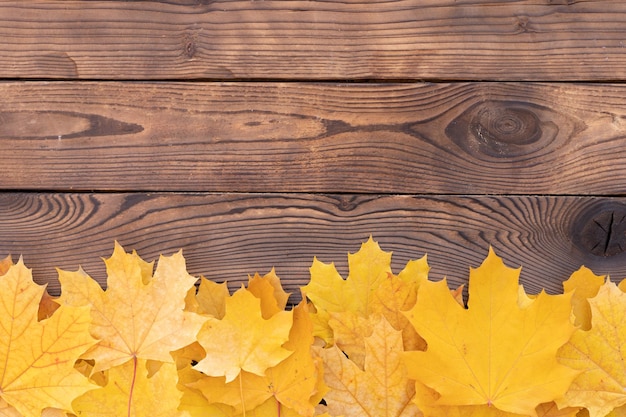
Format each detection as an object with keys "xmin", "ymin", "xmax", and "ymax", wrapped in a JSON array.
[{"xmin": 0, "ymin": 238, "xmax": 625, "ymax": 417}]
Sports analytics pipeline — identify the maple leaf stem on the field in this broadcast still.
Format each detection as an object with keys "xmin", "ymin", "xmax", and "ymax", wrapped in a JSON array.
[
  {"xmin": 239, "ymin": 373, "xmax": 246, "ymax": 417},
  {"xmin": 276, "ymin": 397, "xmax": 281, "ymax": 417},
  {"xmin": 127, "ymin": 355, "xmax": 138, "ymax": 417}
]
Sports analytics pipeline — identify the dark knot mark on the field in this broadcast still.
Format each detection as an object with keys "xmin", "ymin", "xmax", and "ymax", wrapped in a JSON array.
[
  {"xmin": 471, "ymin": 104, "xmax": 542, "ymax": 146},
  {"xmin": 573, "ymin": 202, "xmax": 626, "ymax": 257},
  {"xmin": 0, "ymin": 111, "xmax": 143, "ymax": 140},
  {"xmin": 182, "ymin": 33, "xmax": 197, "ymax": 59},
  {"xmin": 445, "ymin": 100, "xmax": 580, "ymax": 159}
]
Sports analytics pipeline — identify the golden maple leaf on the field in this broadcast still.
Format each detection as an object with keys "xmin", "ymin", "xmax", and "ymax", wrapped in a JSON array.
[
  {"xmin": 403, "ymin": 248, "xmax": 578, "ymax": 416},
  {"xmin": 185, "ymin": 276, "xmax": 229, "ymax": 319},
  {"xmin": 303, "ymin": 237, "xmax": 393, "ymax": 320},
  {"xmin": 192, "ymin": 300, "xmax": 323, "ymax": 416},
  {"xmin": 317, "ymin": 315, "xmax": 421, "ymax": 417},
  {"xmin": 247, "ymin": 268, "xmax": 290, "ymax": 315},
  {"xmin": 0, "ymin": 253, "xmax": 13, "ymax": 275},
  {"xmin": 72, "ymin": 359, "xmax": 190, "ymax": 417},
  {"xmin": 194, "ymin": 287, "xmax": 293, "ymax": 383},
  {"xmin": 557, "ymin": 280, "xmax": 626, "ymax": 417},
  {"xmin": 57, "ymin": 243, "xmax": 207, "ymax": 372},
  {"xmin": 562, "ymin": 266, "xmax": 605, "ymax": 330},
  {"xmin": 414, "ymin": 379, "xmax": 580, "ymax": 417},
  {"xmin": 0, "ymin": 260, "xmax": 96, "ymax": 416},
  {"xmin": 302, "ymin": 237, "xmax": 429, "ymax": 360}
]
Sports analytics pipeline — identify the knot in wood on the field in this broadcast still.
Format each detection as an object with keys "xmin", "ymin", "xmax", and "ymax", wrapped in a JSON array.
[
  {"xmin": 573, "ymin": 202, "xmax": 626, "ymax": 257},
  {"xmin": 471, "ymin": 104, "xmax": 541, "ymax": 146},
  {"xmin": 445, "ymin": 100, "xmax": 564, "ymax": 159}
]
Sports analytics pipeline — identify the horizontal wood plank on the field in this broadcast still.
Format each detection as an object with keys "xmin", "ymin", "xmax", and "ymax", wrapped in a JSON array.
[
  {"xmin": 1, "ymin": 193, "xmax": 625, "ymax": 302},
  {"xmin": 1, "ymin": 1, "xmax": 626, "ymax": 81},
  {"xmin": 3, "ymin": 81, "xmax": 626, "ymax": 194}
]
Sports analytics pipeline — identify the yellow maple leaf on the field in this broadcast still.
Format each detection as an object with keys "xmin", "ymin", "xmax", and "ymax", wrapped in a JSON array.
[
  {"xmin": 317, "ymin": 315, "xmax": 421, "ymax": 417},
  {"xmin": 185, "ymin": 276, "xmax": 229, "ymax": 319},
  {"xmin": 177, "ymin": 364, "xmax": 240, "ymax": 417},
  {"xmin": 0, "ymin": 253, "xmax": 13, "ymax": 275},
  {"xmin": 247, "ymin": 268, "xmax": 290, "ymax": 314},
  {"xmin": 562, "ymin": 266, "xmax": 605, "ymax": 330},
  {"xmin": 194, "ymin": 287, "xmax": 293, "ymax": 383},
  {"xmin": 371, "ymin": 272, "xmax": 427, "ymax": 352},
  {"xmin": 404, "ymin": 248, "xmax": 578, "ymax": 416},
  {"xmin": 72, "ymin": 359, "xmax": 190, "ymax": 417},
  {"xmin": 0, "ymin": 260, "xmax": 96, "ymax": 416},
  {"xmin": 414, "ymin": 380, "xmax": 579, "ymax": 417},
  {"xmin": 302, "ymin": 237, "xmax": 393, "ymax": 337},
  {"xmin": 303, "ymin": 237, "xmax": 428, "ymax": 353},
  {"xmin": 557, "ymin": 280, "xmax": 626, "ymax": 417},
  {"xmin": 192, "ymin": 300, "xmax": 322, "ymax": 416},
  {"xmin": 57, "ymin": 243, "xmax": 207, "ymax": 372}
]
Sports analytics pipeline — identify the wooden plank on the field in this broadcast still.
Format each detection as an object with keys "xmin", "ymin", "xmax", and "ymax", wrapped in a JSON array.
[
  {"xmin": 1, "ymin": 1, "xmax": 626, "ymax": 81},
  {"xmin": 3, "ymin": 81, "xmax": 626, "ymax": 194},
  {"xmin": 1, "ymin": 192, "xmax": 625, "ymax": 302}
]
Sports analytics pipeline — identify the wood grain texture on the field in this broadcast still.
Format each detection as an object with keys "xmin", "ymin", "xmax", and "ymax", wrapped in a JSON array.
[
  {"xmin": 1, "ymin": 192, "xmax": 624, "ymax": 302},
  {"xmin": 3, "ymin": 81, "xmax": 626, "ymax": 194},
  {"xmin": 1, "ymin": 1, "xmax": 626, "ymax": 81}
]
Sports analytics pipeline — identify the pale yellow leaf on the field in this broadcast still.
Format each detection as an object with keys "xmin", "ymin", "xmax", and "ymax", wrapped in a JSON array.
[
  {"xmin": 194, "ymin": 287, "xmax": 293, "ymax": 383},
  {"xmin": 318, "ymin": 316, "xmax": 421, "ymax": 417},
  {"xmin": 557, "ymin": 281, "xmax": 626, "ymax": 417},
  {"xmin": 59, "ymin": 243, "xmax": 207, "ymax": 372}
]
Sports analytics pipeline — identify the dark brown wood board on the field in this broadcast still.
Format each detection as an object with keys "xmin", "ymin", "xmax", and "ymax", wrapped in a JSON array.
[
  {"xmin": 2, "ymin": 81, "xmax": 626, "ymax": 194},
  {"xmin": 0, "ymin": 1, "xmax": 626, "ymax": 81},
  {"xmin": 1, "ymin": 193, "xmax": 625, "ymax": 302},
  {"xmin": 1, "ymin": 2, "xmax": 625, "ymax": 303}
]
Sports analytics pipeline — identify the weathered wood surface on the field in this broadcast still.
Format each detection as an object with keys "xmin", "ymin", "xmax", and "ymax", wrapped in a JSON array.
[
  {"xmin": 3, "ymin": 81, "xmax": 626, "ymax": 194},
  {"xmin": 1, "ymin": 1, "xmax": 626, "ymax": 81},
  {"xmin": 3, "ymin": 2, "xmax": 626, "ymax": 299},
  {"xmin": 1, "ymin": 193, "xmax": 625, "ymax": 301}
]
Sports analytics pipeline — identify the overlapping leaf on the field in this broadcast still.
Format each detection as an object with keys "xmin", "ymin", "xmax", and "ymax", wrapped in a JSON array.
[
  {"xmin": 302, "ymin": 237, "xmax": 429, "ymax": 365},
  {"xmin": 194, "ymin": 287, "xmax": 293, "ymax": 383},
  {"xmin": 557, "ymin": 281, "xmax": 626, "ymax": 417},
  {"xmin": 57, "ymin": 242, "xmax": 206, "ymax": 371},
  {"xmin": 72, "ymin": 359, "xmax": 189, "ymax": 417},
  {"xmin": 0, "ymin": 260, "xmax": 95, "ymax": 416},
  {"xmin": 403, "ymin": 248, "xmax": 579, "ymax": 416},
  {"xmin": 317, "ymin": 315, "xmax": 421, "ymax": 417}
]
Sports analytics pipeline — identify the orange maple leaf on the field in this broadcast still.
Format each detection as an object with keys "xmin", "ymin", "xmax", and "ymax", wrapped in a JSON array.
[
  {"xmin": 404, "ymin": 248, "xmax": 578, "ymax": 416},
  {"xmin": 185, "ymin": 276, "xmax": 229, "ymax": 319},
  {"xmin": 0, "ymin": 260, "xmax": 96, "ymax": 416}
]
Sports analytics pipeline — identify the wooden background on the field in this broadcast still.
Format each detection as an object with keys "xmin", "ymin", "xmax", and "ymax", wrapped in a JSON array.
[{"xmin": 3, "ymin": 0, "xmax": 626, "ymax": 301}]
